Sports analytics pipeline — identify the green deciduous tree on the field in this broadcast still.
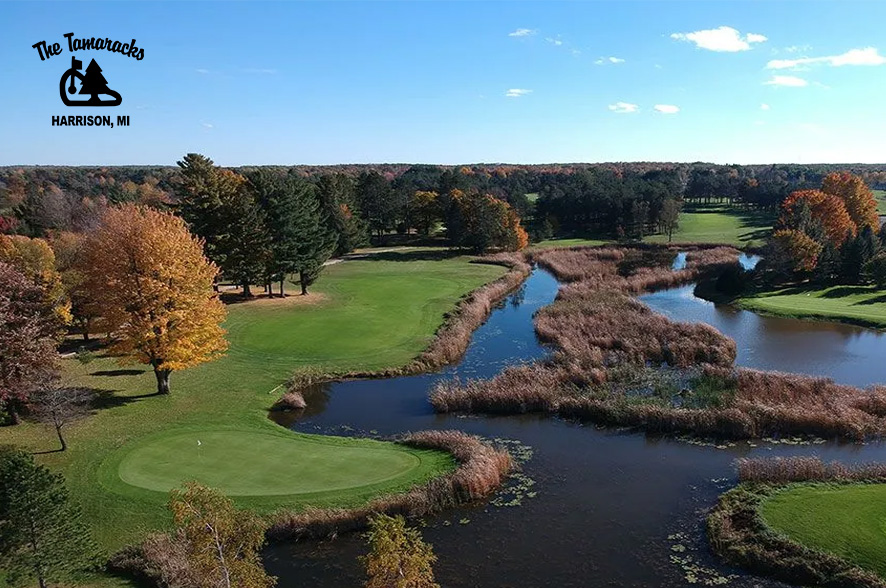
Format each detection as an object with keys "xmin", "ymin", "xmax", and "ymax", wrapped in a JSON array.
[
  {"xmin": 362, "ymin": 514, "xmax": 439, "ymax": 588},
  {"xmin": 0, "ymin": 449, "xmax": 96, "ymax": 588}
]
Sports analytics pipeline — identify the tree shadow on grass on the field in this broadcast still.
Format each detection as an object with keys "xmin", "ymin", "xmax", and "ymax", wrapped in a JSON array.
[
  {"xmin": 820, "ymin": 286, "xmax": 873, "ymax": 299},
  {"xmin": 346, "ymin": 249, "xmax": 466, "ymax": 263},
  {"xmin": 90, "ymin": 389, "xmax": 161, "ymax": 410},
  {"xmin": 91, "ymin": 369, "xmax": 146, "ymax": 377}
]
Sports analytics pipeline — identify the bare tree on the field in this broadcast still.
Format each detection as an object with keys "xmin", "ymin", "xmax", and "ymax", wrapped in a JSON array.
[{"xmin": 31, "ymin": 385, "xmax": 94, "ymax": 451}]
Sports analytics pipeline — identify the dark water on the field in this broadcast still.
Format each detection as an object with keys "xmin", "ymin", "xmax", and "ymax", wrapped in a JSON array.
[{"xmin": 264, "ymin": 266, "xmax": 886, "ymax": 588}]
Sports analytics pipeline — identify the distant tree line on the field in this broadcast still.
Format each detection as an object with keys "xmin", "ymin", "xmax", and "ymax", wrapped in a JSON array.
[{"xmin": 4, "ymin": 162, "xmax": 884, "ymax": 245}]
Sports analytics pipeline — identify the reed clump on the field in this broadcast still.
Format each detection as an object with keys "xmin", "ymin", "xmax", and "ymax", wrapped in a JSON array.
[{"xmin": 736, "ymin": 456, "xmax": 886, "ymax": 484}]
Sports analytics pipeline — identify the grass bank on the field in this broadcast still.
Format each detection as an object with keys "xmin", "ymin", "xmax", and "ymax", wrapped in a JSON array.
[
  {"xmin": 0, "ymin": 250, "xmax": 509, "ymax": 557},
  {"xmin": 709, "ymin": 457, "xmax": 886, "ymax": 587},
  {"xmin": 739, "ymin": 285, "xmax": 886, "ymax": 329}
]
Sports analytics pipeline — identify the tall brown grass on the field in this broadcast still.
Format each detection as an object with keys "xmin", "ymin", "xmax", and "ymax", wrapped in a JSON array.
[
  {"xmin": 737, "ymin": 456, "xmax": 886, "ymax": 484},
  {"xmin": 432, "ymin": 245, "xmax": 886, "ymax": 441}
]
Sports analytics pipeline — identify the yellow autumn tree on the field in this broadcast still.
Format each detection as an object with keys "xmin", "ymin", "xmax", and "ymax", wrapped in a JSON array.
[
  {"xmin": 822, "ymin": 172, "xmax": 879, "ymax": 234},
  {"xmin": 169, "ymin": 483, "xmax": 275, "ymax": 588},
  {"xmin": 83, "ymin": 204, "xmax": 227, "ymax": 394},
  {"xmin": 0, "ymin": 234, "xmax": 71, "ymax": 324}
]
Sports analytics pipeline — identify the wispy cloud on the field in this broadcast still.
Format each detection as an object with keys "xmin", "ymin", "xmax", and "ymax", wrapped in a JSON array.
[
  {"xmin": 764, "ymin": 75, "xmax": 809, "ymax": 87},
  {"xmin": 654, "ymin": 104, "xmax": 680, "ymax": 114},
  {"xmin": 671, "ymin": 26, "xmax": 767, "ymax": 52},
  {"xmin": 508, "ymin": 28, "xmax": 536, "ymax": 38},
  {"xmin": 767, "ymin": 47, "xmax": 886, "ymax": 70},
  {"xmin": 760, "ymin": 103, "xmax": 771, "ymax": 111},
  {"xmin": 505, "ymin": 88, "xmax": 532, "ymax": 98},
  {"xmin": 545, "ymin": 37, "xmax": 563, "ymax": 46},
  {"xmin": 608, "ymin": 102, "xmax": 639, "ymax": 114},
  {"xmin": 201, "ymin": 122, "xmax": 214, "ymax": 129},
  {"xmin": 595, "ymin": 56, "xmax": 625, "ymax": 65},
  {"xmin": 195, "ymin": 68, "xmax": 210, "ymax": 74}
]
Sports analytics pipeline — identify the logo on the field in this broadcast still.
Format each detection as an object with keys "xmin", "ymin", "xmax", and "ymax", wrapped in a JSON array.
[
  {"xmin": 60, "ymin": 57, "xmax": 122, "ymax": 107},
  {"xmin": 32, "ymin": 32, "xmax": 144, "ymax": 127}
]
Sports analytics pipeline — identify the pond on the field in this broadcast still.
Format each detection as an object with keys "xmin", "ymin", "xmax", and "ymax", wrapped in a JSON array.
[{"xmin": 265, "ymin": 264, "xmax": 886, "ymax": 588}]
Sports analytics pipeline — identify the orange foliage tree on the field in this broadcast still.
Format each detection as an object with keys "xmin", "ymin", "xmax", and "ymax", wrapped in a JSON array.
[
  {"xmin": 0, "ymin": 235, "xmax": 71, "ymax": 324},
  {"xmin": 772, "ymin": 229, "xmax": 822, "ymax": 273},
  {"xmin": 448, "ymin": 191, "xmax": 528, "ymax": 253},
  {"xmin": 821, "ymin": 172, "xmax": 879, "ymax": 233},
  {"xmin": 780, "ymin": 189, "xmax": 856, "ymax": 247},
  {"xmin": 83, "ymin": 204, "xmax": 228, "ymax": 394}
]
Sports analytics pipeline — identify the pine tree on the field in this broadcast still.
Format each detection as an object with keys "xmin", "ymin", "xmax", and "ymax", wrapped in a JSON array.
[
  {"xmin": 0, "ymin": 449, "xmax": 96, "ymax": 588},
  {"xmin": 249, "ymin": 171, "xmax": 306, "ymax": 296},
  {"xmin": 292, "ymin": 185, "xmax": 336, "ymax": 295},
  {"xmin": 79, "ymin": 59, "xmax": 111, "ymax": 103},
  {"xmin": 317, "ymin": 174, "xmax": 368, "ymax": 255}
]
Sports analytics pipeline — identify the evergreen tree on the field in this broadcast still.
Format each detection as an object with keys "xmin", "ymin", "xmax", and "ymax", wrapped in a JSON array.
[
  {"xmin": 0, "ymin": 449, "xmax": 96, "ymax": 588},
  {"xmin": 316, "ymin": 174, "xmax": 368, "ymax": 255},
  {"xmin": 356, "ymin": 171, "xmax": 396, "ymax": 240},
  {"xmin": 291, "ymin": 186, "xmax": 336, "ymax": 295},
  {"xmin": 839, "ymin": 227, "xmax": 878, "ymax": 285}
]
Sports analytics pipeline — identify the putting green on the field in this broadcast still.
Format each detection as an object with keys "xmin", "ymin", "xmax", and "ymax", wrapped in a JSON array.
[{"xmin": 113, "ymin": 429, "xmax": 445, "ymax": 497}]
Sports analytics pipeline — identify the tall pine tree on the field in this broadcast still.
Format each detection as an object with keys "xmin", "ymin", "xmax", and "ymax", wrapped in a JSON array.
[
  {"xmin": 0, "ymin": 449, "xmax": 96, "ymax": 588},
  {"xmin": 316, "ymin": 173, "xmax": 368, "ymax": 256}
]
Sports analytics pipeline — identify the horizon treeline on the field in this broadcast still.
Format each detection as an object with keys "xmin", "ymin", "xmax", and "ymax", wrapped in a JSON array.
[{"xmin": 2, "ymin": 161, "xmax": 885, "ymax": 243}]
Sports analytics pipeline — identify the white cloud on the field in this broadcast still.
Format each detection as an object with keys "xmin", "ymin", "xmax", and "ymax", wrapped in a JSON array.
[
  {"xmin": 508, "ymin": 28, "xmax": 536, "ymax": 37},
  {"xmin": 760, "ymin": 103, "xmax": 771, "ymax": 110},
  {"xmin": 671, "ymin": 26, "xmax": 767, "ymax": 52},
  {"xmin": 195, "ymin": 68, "xmax": 209, "ymax": 74},
  {"xmin": 764, "ymin": 75, "xmax": 809, "ymax": 87},
  {"xmin": 201, "ymin": 122, "xmax": 213, "ymax": 129},
  {"xmin": 766, "ymin": 47, "xmax": 886, "ymax": 70},
  {"xmin": 546, "ymin": 37, "xmax": 563, "ymax": 46},
  {"xmin": 608, "ymin": 102, "xmax": 639, "ymax": 114},
  {"xmin": 654, "ymin": 104, "xmax": 680, "ymax": 114},
  {"xmin": 505, "ymin": 88, "xmax": 532, "ymax": 98},
  {"xmin": 595, "ymin": 56, "xmax": 625, "ymax": 65}
]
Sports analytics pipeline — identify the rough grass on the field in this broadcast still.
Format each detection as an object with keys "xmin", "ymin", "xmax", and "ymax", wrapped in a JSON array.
[
  {"xmin": 645, "ymin": 205, "xmax": 773, "ymax": 247},
  {"xmin": 0, "ymin": 250, "xmax": 508, "ymax": 556},
  {"xmin": 739, "ymin": 285, "xmax": 886, "ymax": 329}
]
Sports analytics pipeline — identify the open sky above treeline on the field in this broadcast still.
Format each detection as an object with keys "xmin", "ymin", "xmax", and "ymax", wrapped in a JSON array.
[{"xmin": 3, "ymin": 1, "xmax": 886, "ymax": 166}]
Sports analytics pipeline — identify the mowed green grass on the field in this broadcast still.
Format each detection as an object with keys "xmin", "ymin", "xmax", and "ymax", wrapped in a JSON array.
[
  {"xmin": 645, "ymin": 205, "xmax": 773, "ymax": 247},
  {"xmin": 530, "ymin": 206, "xmax": 773, "ymax": 250},
  {"xmin": 874, "ymin": 189, "xmax": 886, "ymax": 214},
  {"xmin": 761, "ymin": 484, "xmax": 886, "ymax": 578},
  {"xmin": 0, "ymin": 251, "xmax": 505, "ymax": 553},
  {"xmin": 740, "ymin": 285, "xmax": 886, "ymax": 328}
]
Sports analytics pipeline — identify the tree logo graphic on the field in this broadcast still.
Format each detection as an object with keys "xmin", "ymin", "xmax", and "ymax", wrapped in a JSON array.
[{"xmin": 59, "ymin": 56, "xmax": 122, "ymax": 106}]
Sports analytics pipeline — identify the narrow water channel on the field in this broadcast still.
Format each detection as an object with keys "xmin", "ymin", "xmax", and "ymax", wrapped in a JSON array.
[{"xmin": 264, "ymin": 265, "xmax": 886, "ymax": 588}]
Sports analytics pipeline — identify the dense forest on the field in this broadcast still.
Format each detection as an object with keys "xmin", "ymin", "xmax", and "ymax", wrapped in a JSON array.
[{"xmin": 2, "ymin": 162, "xmax": 885, "ymax": 243}]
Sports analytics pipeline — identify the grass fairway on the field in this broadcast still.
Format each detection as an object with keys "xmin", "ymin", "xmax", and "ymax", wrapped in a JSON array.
[
  {"xmin": 531, "ymin": 237, "xmax": 610, "ymax": 249},
  {"xmin": 740, "ymin": 285, "xmax": 886, "ymax": 328},
  {"xmin": 761, "ymin": 484, "xmax": 886, "ymax": 578},
  {"xmin": 874, "ymin": 189, "xmax": 886, "ymax": 214},
  {"xmin": 0, "ymin": 250, "xmax": 505, "ymax": 554},
  {"xmin": 645, "ymin": 205, "xmax": 773, "ymax": 247}
]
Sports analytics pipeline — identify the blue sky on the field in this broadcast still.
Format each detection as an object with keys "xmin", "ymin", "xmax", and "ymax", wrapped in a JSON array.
[{"xmin": 2, "ymin": 1, "xmax": 885, "ymax": 166}]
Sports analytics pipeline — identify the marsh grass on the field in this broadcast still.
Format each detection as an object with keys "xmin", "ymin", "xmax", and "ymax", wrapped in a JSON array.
[{"xmin": 432, "ymin": 245, "xmax": 886, "ymax": 440}]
